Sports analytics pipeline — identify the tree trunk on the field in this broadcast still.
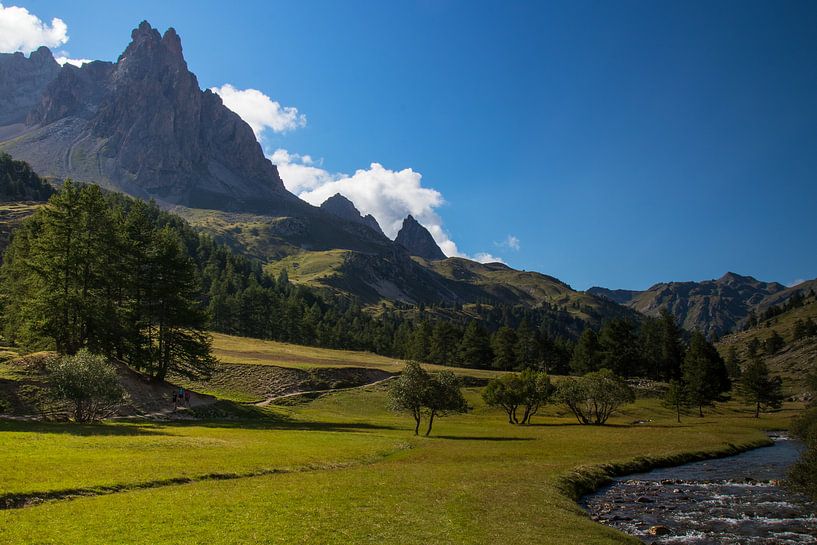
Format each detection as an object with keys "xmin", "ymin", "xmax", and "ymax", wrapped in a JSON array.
[
  {"xmin": 755, "ymin": 402, "xmax": 760, "ymax": 418},
  {"xmin": 676, "ymin": 403, "xmax": 681, "ymax": 423},
  {"xmin": 414, "ymin": 415, "xmax": 421, "ymax": 435},
  {"xmin": 425, "ymin": 411, "xmax": 436, "ymax": 436},
  {"xmin": 699, "ymin": 404, "xmax": 703, "ymax": 417}
]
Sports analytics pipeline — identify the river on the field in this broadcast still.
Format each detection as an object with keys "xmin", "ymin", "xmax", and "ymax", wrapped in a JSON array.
[{"xmin": 583, "ymin": 435, "xmax": 817, "ymax": 544}]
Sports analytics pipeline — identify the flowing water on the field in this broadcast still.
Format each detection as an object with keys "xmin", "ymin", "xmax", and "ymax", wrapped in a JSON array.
[{"xmin": 583, "ymin": 435, "xmax": 817, "ymax": 544}]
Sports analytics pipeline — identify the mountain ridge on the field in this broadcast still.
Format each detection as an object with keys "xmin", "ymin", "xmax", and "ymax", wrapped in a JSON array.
[{"xmin": 589, "ymin": 273, "xmax": 817, "ymax": 337}]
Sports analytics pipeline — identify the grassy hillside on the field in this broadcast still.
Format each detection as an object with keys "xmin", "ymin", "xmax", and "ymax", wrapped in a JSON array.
[
  {"xmin": 211, "ymin": 332, "xmax": 506, "ymax": 379},
  {"xmin": 0, "ymin": 381, "xmax": 796, "ymax": 544},
  {"xmin": 176, "ymin": 207, "xmax": 632, "ymax": 332},
  {"xmin": 718, "ymin": 294, "xmax": 817, "ymax": 394}
]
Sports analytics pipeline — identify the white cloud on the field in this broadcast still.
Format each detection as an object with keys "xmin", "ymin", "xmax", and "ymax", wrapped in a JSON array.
[
  {"xmin": 496, "ymin": 235, "xmax": 520, "ymax": 251},
  {"xmin": 272, "ymin": 149, "xmax": 503, "ymax": 263},
  {"xmin": 211, "ymin": 84, "xmax": 306, "ymax": 139},
  {"xmin": 473, "ymin": 252, "xmax": 505, "ymax": 264},
  {"xmin": 55, "ymin": 55, "xmax": 91, "ymax": 67},
  {"xmin": 0, "ymin": 3, "xmax": 68, "ymax": 53}
]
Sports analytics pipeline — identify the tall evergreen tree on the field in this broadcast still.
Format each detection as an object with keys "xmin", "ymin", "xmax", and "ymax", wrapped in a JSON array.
[
  {"xmin": 570, "ymin": 328, "xmax": 600, "ymax": 375},
  {"xmin": 491, "ymin": 326, "xmax": 518, "ymax": 370},
  {"xmin": 598, "ymin": 319, "xmax": 640, "ymax": 377},
  {"xmin": 458, "ymin": 320, "xmax": 492, "ymax": 368},
  {"xmin": 739, "ymin": 355, "xmax": 784, "ymax": 418},
  {"xmin": 682, "ymin": 331, "xmax": 731, "ymax": 416}
]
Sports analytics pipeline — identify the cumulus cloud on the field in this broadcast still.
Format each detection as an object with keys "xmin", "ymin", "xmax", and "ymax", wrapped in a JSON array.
[
  {"xmin": 55, "ymin": 55, "xmax": 91, "ymax": 67},
  {"xmin": 272, "ymin": 149, "xmax": 504, "ymax": 263},
  {"xmin": 211, "ymin": 84, "xmax": 306, "ymax": 139},
  {"xmin": 0, "ymin": 3, "xmax": 68, "ymax": 53}
]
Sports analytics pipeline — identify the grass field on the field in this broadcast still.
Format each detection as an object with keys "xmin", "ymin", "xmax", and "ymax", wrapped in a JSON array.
[
  {"xmin": 0, "ymin": 374, "xmax": 798, "ymax": 544},
  {"xmin": 211, "ymin": 332, "xmax": 507, "ymax": 380}
]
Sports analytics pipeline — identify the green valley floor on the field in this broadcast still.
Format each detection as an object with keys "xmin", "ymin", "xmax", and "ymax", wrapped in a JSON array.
[{"xmin": 0, "ymin": 377, "xmax": 796, "ymax": 545}]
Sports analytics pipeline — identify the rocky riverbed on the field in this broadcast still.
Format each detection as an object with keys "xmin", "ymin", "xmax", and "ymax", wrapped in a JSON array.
[{"xmin": 583, "ymin": 435, "xmax": 817, "ymax": 544}]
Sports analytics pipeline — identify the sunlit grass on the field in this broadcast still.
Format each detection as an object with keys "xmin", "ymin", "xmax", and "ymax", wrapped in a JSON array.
[{"xmin": 0, "ymin": 383, "xmax": 799, "ymax": 544}]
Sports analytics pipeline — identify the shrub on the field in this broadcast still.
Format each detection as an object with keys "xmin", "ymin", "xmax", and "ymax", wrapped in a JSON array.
[{"xmin": 47, "ymin": 350, "xmax": 125, "ymax": 422}]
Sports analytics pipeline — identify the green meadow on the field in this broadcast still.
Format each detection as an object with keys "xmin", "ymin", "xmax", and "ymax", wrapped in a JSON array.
[{"xmin": 0, "ymin": 368, "xmax": 795, "ymax": 545}]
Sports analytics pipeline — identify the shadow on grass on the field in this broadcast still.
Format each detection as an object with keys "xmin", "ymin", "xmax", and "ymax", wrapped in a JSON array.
[
  {"xmin": 0, "ymin": 419, "xmax": 173, "ymax": 437},
  {"xmin": 431, "ymin": 435, "xmax": 535, "ymax": 441},
  {"xmin": 527, "ymin": 422, "xmax": 634, "ymax": 428},
  {"xmin": 154, "ymin": 416, "xmax": 400, "ymax": 434}
]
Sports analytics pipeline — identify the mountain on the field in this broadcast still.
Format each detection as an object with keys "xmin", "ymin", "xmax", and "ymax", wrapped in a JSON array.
[
  {"xmin": 0, "ymin": 47, "xmax": 60, "ymax": 127},
  {"xmin": 0, "ymin": 22, "xmax": 299, "ymax": 213},
  {"xmin": 0, "ymin": 21, "xmax": 633, "ymax": 335},
  {"xmin": 320, "ymin": 193, "xmax": 385, "ymax": 236},
  {"xmin": 589, "ymin": 272, "xmax": 817, "ymax": 337},
  {"xmin": 395, "ymin": 215, "xmax": 446, "ymax": 260}
]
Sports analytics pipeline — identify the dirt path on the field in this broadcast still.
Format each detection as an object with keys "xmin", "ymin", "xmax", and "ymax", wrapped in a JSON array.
[{"xmin": 254, "ymin": 375, "xmax": 396, "ymax": 407}]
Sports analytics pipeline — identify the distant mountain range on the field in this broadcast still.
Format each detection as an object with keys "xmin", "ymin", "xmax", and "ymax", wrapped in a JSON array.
[
  {"xmin": 589, "ymin": 273, "xmax": 817, "ymax": 337},
  {"xmin": 0, "ymin": 21, "xmax": 813, "ymax": 339}
]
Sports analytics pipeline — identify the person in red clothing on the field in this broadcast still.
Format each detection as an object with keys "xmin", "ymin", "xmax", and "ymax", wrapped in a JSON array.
[{"xmin": 184, "ymin": 389, "xmax": 191, "ymax": 406}]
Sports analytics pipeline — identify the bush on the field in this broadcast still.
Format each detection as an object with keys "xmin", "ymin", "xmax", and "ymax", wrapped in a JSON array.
[
  {"xmin": 482, "ymin": 369, "xmax": 554, "ymax": 424},
  {"xmin": 556, "ymin": 369, "xmax": 634, "ymax": 425},
  {"xmin": 47, "ymin": 350, "xmax": 125, "ymax": 422}
]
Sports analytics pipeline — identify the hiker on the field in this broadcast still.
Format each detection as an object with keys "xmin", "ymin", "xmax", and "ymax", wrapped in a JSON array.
[
  {"xmin": 184, "ymin": 389, "xmax": 191, "ymax": 406},
  {"xmin": 178, "ymin": 387, "xmax": 184, "ymax": 403},
  {"xmin": 172, "ymin": 392, "xmax": 178, "ymax": 406}
]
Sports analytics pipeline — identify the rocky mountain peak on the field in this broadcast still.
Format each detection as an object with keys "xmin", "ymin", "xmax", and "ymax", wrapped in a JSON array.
[
  {"xmin": 1, "ymin": 22, "xmax": 294, "ymax": 212},
  {"xmin": 0, "ymin": 47, "xmax": 60, "ymax": 125},
  {"xmin": 395, "ymin": 215, "xmax": 446, "ymax": 260},
  {"xmin": 320, "ymin": 193, "xmax": 385, "ymax": 236}
]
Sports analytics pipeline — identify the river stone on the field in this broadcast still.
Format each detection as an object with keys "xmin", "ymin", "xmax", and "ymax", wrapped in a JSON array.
[{"xmin": 648, "ymin": 525, "xmax": 671, "ymax": 536}]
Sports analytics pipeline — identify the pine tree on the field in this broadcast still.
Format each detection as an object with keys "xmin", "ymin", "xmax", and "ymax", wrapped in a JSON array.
[
  {"xmin": 570, "ymin": 328, "xmax": 600, "ymax": 375},
  {"xmin": 458, "ymin": 320, "xmax": 492, "ymax": 368},
  {"xmin": 739, "ymin": 354, "xmax": 784, "ymax": 418},
  {"xmin": 658, "ymin": 309, "xmax": 685, "ymax": 380},
  {"xmin": 682, "ymin": 331, "xmax": 731, "ymax": 416},
  {"xmin": 139, "ymin": 227, "xmax": 215, "ymax": 381},
  {"xmin": 664, "ymin": 379, "xmax": 691, "ymax": 423},
  {"xmin": 491, "ymin": 326, "xmax": 517, "ymax": 370},
  {"xmin": 598, "ymin": 319, "xmax": 640, "ymax": 377},
  {"xmin": 765, "ymin": 330, "xmax": 785, "ymax": 355}
]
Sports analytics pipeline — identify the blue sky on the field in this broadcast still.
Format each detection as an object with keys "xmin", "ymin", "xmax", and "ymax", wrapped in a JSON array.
[{"xmin": 5, "ymin": 1, "xmax": 817, "ymax": 290}]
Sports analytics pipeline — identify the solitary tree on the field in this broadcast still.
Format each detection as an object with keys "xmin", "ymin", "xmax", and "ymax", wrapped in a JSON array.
[
  {"xmin": 556, "ymin": 369, "xmax": 635, "ymax": 425},
  {"xmin": 389, "ymin": 362, "xmax": 468, "ymax": 436},
  {"xmin": 663, "ymin": 379, "xmax": 691, "ymax": 423},
  {"xmin": 518, "ymin": 369, "xmax": 555, "ymax": 424},
  {"xmin": 482, "ymin": 374, "xmax": 525, "ymax": 424},
  {"xmin": 739, "ymin": 355, "xmax": 784, "ymax": 418},
  {"xmin": 389, "ymin": 361, "xmax": 430, "ymax": 435}
]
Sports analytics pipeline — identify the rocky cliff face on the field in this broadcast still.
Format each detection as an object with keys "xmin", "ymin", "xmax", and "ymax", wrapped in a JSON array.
[
  {"xmin": 319, "ymin": 193, "xmax": 385, "ymax": 236},
  {"xmin": 588, "ymin": 272, "xmax": 812, "ymax": 337},
  {"xmin": 0, "ymin": 47, "xmax": 60, "ymax": 126},
  {"xmin": 0, "ymin": 21, "xmax": 297, "ymax": 213},
  {"xmin": 395, "ymin": 215, "xmax": 446, "ymax": 260}
]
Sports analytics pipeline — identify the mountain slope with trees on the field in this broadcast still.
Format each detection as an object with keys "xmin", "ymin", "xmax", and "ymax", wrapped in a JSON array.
[
  {"xmin": 717, "ymin": 290, "xmax": 817, "ymax": 395},
  {"xmin": 590, "ymin": 272, "xmax": 817, "ymax": 338}
]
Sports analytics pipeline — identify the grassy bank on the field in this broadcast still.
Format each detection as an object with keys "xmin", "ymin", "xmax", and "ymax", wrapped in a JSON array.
[{"xmin": 0, "ymin": 380, "xmax": 798, "ymax": 544}]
